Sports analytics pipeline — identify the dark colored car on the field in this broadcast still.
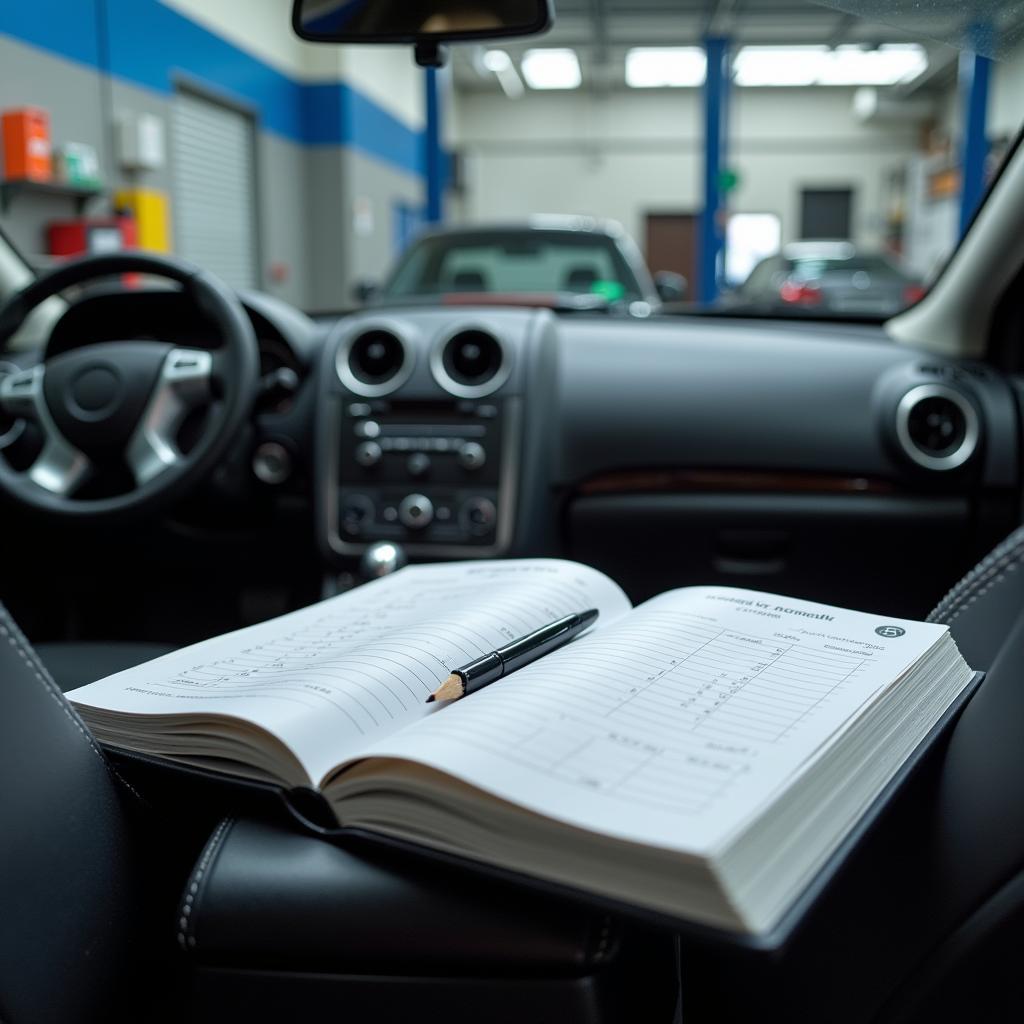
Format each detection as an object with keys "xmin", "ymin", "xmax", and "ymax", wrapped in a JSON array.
[
  {"xmin": 726, "ymin": 243, "xmax": 926, "ymax": 318},
  {"xmin": 363, "ymin": 218, "xmax": 685, "ymax": 314}
]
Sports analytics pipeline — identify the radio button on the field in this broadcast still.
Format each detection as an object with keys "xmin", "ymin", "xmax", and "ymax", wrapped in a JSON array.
[
  {"xmin": 458, "ymin": 441, "xmax": 486, "ymax": 470},
  {"xmin": 460, "ymin": 497, "xmax": 496, "ymax": 536},
  {"xmin": 355, "ymin": 441, "xmax": 383, "ymax": 467},
  {"xmin": 407, "ymin": 452, "xmax": 431, "ymax": 477},
  {"xmin": 354, "ymin": 419, "xmax": 381, "ymax": 439},
  {"xmin": 340, "ymin": 494, "xmax": 374, "ymax": 536},
  {"xmin": 399, "ymin": 493, "xmax": 434, "ymax": 530}
]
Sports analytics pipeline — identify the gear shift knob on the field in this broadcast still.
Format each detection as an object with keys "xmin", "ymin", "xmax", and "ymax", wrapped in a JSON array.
[{"xmin": 359, "ymin": 541, "xmax": 408, "ymax": 580}]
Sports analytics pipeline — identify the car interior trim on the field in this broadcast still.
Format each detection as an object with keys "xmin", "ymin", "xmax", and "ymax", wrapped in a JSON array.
[{"xmin": 577, "ymin": 468, "xmax": 900, "ymax": 497}]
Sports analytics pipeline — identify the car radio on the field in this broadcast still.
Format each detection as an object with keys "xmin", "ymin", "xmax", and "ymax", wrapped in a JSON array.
[{"xmin": 334, "ymin": 397, "xmax": 513, "ymax": 552}]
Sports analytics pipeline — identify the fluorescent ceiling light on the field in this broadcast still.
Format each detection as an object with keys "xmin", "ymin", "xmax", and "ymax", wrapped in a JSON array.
[
  {"xmin": 734, "ymin": 44, "xmax": 927, "ymax": 87},
  {"xmin": 734, "ymin": 46, "xmax": 827, "ymax": 86},
  {"xmin": 626, "ymin": 47, "xmax": 706, "ymax": 88},
  {"xmin": 521, "ymin": 48, "xmax": 581, "ymax": 90},
  {"xmin": 817, "ymin": 45, "xmax": 927, "ymax": 86}
]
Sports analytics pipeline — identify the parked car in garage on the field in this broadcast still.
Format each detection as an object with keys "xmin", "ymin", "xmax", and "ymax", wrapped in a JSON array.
[
  {"xmin": 358, "ymin": 217, "xmax": 686, "ymax": 314},
  {"xmin": 723, "ymin": 242, "xmax": 926, "ymax": 318}
]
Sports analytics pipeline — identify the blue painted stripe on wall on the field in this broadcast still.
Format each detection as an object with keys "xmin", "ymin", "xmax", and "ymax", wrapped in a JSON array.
[
  {"xmin": 0, "ymin": 4, "xmax": 100, "ymax": 68},
  {"xmin": 0, "ymin": 0, "xmax": 425, "ymax": 179}
]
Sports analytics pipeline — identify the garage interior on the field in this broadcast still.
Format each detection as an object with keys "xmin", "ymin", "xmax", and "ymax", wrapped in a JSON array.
[{"xmin": 0, "ymin": 0, "xmax": 1021, "ymax": 313}]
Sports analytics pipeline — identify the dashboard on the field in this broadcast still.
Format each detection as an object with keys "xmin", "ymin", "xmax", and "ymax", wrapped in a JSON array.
[
  {"xmin": 6, "ymin": 284, "xmax": 1021, "ymax": 630},
  {"xmin": 317, "ymin": 307, "xmax": 1019, "ymax": 615}
]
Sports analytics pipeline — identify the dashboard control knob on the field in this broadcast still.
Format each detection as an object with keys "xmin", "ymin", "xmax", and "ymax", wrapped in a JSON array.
[
  {"xmin": 354, "ymin": 419, "xmax": 381, "ymax": 439},
  {"xmin": 359, "ymin": 541, "xmax": 408, "ymax": 580},
  {"xmin": 458, "ymin": 441, "xmax": 486, "ymax": 471},
  {"xmin": 355, "ymin": 440, "xmax": 383, "ymax": 467},
  {"xmin": 460, "ymin": 497, "xmax": 496, "ymax": 536},
  {"xmin": 251, "ymin": 441, "xmax": 292, "ymax": 485},
  {"xmin": 398, "ymin": 493, "xmax": 434, "ymax": 530},
  {"xmin": 406, "ymin": 452, "xmax": 431, "ymax": 477},
  {"xmin": 340, "ymin": 494, "xmax": 374, "ymax": 536}
]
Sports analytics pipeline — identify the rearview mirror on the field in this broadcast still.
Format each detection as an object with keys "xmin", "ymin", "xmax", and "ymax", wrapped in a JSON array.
[{"xmin": 293, "ymin": 0, "xmax": 552, "ymax": 46}]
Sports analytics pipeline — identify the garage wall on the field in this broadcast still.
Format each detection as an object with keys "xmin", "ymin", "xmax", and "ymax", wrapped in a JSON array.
[
  {"xmin": 990, "ymin": 40, "xmax": 1024, "ymax": 140},
  {"xmin": 0, "ymin": 0, "xmax": 428, "ymax": 311},
  {"xmin": 453, "ymin": 86, "xmax": 921, "ymax": 256}
]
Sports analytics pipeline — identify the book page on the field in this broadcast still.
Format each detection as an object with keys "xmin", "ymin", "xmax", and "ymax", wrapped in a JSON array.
[
  {"xmin": 347, "ymin": 586, "xmax": 951, "ymax": 853},
  {"xmin": 68, "ymin": 559, "xmax": 631, "ymax": 784}
]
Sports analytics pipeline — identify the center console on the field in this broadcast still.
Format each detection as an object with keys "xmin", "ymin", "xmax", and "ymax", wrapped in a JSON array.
[{"xmin": 317, "ymin": 312, "xmax": 536, "ymax": 562}]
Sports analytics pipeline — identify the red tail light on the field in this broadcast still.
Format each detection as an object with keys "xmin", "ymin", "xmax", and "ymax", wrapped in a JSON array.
[
  {"xmin": 903, "ymin": 284, "xmax": 926, "ymax": 304},
  {"xmin": 779, "ymin": 281, "xmax": 822, "ymax": 306}
]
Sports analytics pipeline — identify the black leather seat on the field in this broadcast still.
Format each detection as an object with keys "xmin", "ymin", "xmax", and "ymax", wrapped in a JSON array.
[
  {"xmin": 0, "ymin": 606, "xmax": 175, "ymax": 1023},
  {"xmin": 35, "ymin": 641, "xmax": 177, "ymax": 693}
]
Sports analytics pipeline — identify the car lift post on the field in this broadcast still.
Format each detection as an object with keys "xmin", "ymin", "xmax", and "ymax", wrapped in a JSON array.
[
  {"xmin": 700, "ymin": 36, "xmax": 730, "ymax": 306},
  {"xmin": 957, "ymin": 32, "xmax": 992, "ymax": 238},
  {"xmin": 425, "ymin": 66, "xmax": 445, "ymax": 225}
]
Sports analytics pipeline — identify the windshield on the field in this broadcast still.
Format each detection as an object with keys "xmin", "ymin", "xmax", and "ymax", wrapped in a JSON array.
[
  {"xmin": 0, "ymin": 0, "xmax": 1021, "ymax": 324},
  {"xmin": 381, "ymin": 229, "xmax": 647, "ymax": 302}
]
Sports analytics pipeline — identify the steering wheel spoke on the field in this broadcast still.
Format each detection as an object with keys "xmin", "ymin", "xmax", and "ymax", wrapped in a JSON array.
[
  {"xmin": 125, "ymin": 348, "xmax": 214, "ymax": 486},
  {"xmin": 0, "ymin": 366, "xmax": 44, "ymax": 421},
  {"xmin": 0, "ymin": 366, "xmax": 93, "ymax": 496}
]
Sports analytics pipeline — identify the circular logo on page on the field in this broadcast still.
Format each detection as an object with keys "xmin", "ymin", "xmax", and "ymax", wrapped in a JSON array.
[{"xmin": 875, "ymin": 625, "xmax": 907, "ymax": 638}]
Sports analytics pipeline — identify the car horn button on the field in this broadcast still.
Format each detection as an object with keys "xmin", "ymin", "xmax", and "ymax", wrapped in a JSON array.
[{"xmin": 69, "ymin": 364, "xmax": 124, "ymax": 420}]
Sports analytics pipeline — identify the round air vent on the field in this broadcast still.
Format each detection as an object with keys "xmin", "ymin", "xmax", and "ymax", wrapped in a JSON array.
[
  {"xmin": 337, "ymin": 327, "xmax": 413, "ymax": 397},
  {"xmin": 895, "ymin": 383, "xmax": 979, "ymax": 471},
  {"xmin": 431, "ymin": 328, "xmax": 510, "ymax": 398}
]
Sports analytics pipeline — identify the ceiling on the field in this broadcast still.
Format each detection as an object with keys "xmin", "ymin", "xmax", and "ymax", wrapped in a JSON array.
[{"xmin": 451, "ymin": 0, "xmax": 1024, "ymax": 94}]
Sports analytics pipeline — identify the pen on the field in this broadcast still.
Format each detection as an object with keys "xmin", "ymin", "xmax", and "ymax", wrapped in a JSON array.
[{"xmin": 426, "ymin": 608, "xmax": 600, "ymax": 703}]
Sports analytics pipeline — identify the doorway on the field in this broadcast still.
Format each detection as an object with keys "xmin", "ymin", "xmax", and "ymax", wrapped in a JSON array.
[
  {"xmin": 800, "ymin": 188, "xmax": 853, "ymax": 240},
  {"xmin": 645, "ymin": 212, "xmax": 699, "ymax": 296}
]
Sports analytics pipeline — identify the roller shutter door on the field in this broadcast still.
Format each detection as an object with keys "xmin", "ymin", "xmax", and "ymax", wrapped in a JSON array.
[{"xmin": 171, "ymin": 90, "xmax": 258, "ymax": 289}]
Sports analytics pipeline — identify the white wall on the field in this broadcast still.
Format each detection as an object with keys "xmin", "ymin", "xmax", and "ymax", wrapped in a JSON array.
[
  {"xmin": 453, "ymin": 86, "xmax": 923, "ymax": 256},
  {"xmin": 990, "ymin": 40, "xmax": 1024, "ymax": 140}
]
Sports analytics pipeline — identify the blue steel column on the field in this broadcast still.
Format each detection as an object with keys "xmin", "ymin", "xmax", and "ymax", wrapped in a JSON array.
[
  {"xmin": 699, "ymin": 37, "xmax": 730, "ymax": 306},
  {"xmin": 424, "ymin": 67, "xmax": 444, "ymax": 225},
  {"xmin": 957, "ymin": 46, "xmax": 991, "ymax": 237}
]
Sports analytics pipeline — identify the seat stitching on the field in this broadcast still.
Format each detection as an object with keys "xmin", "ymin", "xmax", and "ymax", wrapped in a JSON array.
[
  {"xmin": 0, "ymin": 607, "xmax": 141, "ymax": 801},
  {"xmin": 929, "ymin": 533, "xmax": 1021, "ymax": 620},
  {"xmin": 945, "ymin": 561, "xmax": 1020, "ymax": 625},
  {"xmin": 591, "ymin": 915, "xmax": 614, "ymax": 965},
  {"xmin": 932, "ymin": 544, "xmax": 1023, "ymax": 623},
  {"xmin": 178, "ymin": 816, "xmax": 235, "ymax": 952},
  {"xmin": 928, "ymin": 528, "xmax": 1024, "ymax": 623}
]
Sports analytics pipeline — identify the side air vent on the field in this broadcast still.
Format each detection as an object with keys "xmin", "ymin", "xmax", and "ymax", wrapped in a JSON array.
[
  {"xmin": 337, "ymin": 327, "xmax": 413, "ymax": 397},
  {"xmin": 895, "ymin": 383, "xmax": 979, "ymax": 471},
  {"xmin": 431, "ymin": 328, "xmax": 510, "ymax": 398}
]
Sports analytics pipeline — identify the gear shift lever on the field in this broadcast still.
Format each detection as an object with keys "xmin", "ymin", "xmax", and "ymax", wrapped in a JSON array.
[{"xmin": 359, "ymin": 541, "xmax": 408, "ymax": 580}]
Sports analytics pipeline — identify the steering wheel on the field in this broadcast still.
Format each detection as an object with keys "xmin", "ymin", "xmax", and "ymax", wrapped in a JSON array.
[{"xmin": 0, "ymin": 252, "xmax": 259, "ymax": 519}]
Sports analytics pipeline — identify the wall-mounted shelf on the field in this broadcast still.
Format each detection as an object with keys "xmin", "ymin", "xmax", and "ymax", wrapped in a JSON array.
[{"xmin": 0, "ymin": 178, "xmax": 105, "ymax": 216}]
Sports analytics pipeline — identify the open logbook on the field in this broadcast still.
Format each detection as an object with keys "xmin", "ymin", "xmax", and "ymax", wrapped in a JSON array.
[{"xmin": 68, "ymin": 559, "xmax": 974, "ymax": 938}]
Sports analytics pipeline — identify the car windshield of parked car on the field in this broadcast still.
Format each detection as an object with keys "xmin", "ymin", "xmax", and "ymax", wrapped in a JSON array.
[{"xmin": 381, "ymin": 230, "xmax": 646, "ymax": 303}]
